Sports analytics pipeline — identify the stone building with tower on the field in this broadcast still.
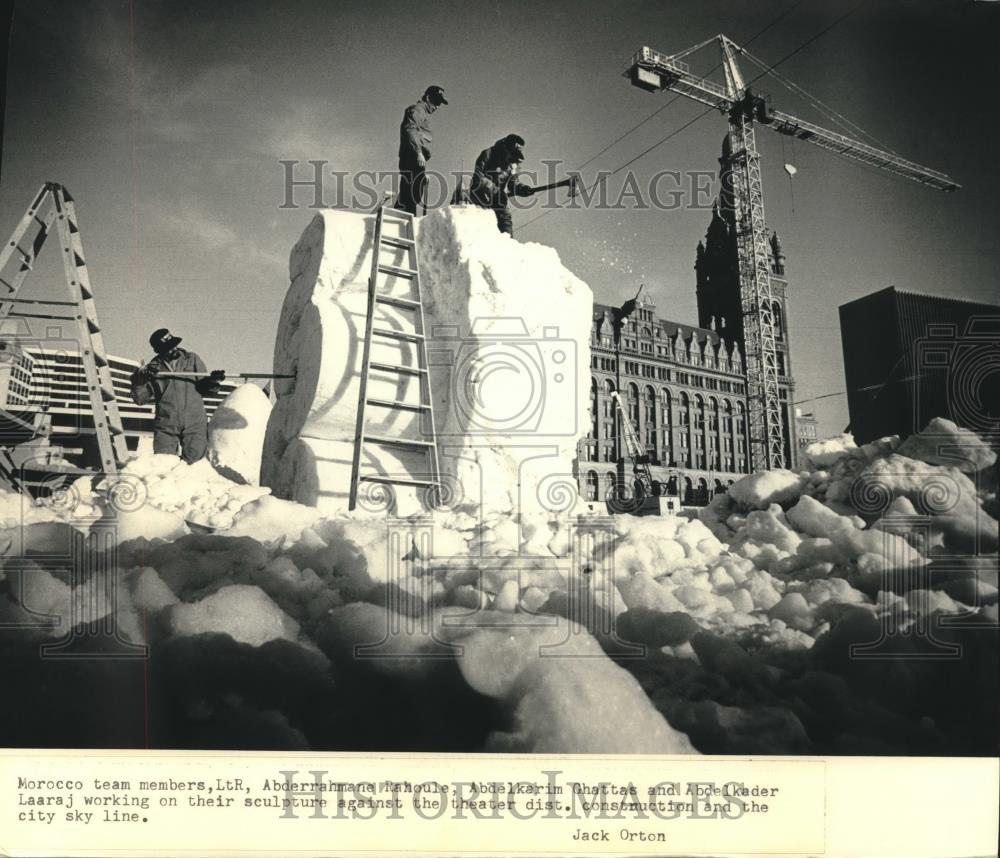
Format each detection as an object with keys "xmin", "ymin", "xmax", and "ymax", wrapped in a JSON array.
[{"xmin": 576, "ymin": 155, "xmax": 798, "ymax": 506}]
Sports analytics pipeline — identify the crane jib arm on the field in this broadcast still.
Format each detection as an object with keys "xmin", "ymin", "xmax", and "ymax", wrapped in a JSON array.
[{"xmin": 625, "ymin": 45, "xmax": 960, "ymax": 192}]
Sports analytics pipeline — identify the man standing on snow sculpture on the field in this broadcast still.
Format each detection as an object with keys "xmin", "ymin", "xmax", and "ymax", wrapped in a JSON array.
[
  {"xmin": 396, "ymin": 85, "xmax": 448, "ymax": 215},
  {"xmin": 469, "ymin": 133, "xmax": 535, "ymax": 236},
  {"xmin": 130, "ymin": 328, "xmax": 224, "ymax": 464}
]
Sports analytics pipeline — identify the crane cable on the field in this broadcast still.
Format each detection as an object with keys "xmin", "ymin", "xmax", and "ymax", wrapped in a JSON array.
[
  {"xmin": 737, "ymin": 46, "xmax": 899, "ymax": 154},
  {"xmin": 522, "ymin": 0, "xmax": 870, "ymax": 233}
]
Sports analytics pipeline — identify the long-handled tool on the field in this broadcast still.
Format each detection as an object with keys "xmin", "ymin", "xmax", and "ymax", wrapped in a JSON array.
[
  {"xmin": 153, "ymin": 371, "xmax": 294, "ymax": 381},
  {"xmin": 526, "ymin": 175, "xmax": 579, "ymax": 198}
]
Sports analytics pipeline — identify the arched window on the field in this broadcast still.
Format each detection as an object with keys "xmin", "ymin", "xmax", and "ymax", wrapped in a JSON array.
[
  {"xmin": 773, "ymin": 301, "xmax": 784, "ymax": 341},
  {"xmin": 694, "ymin": 394, "xmax": 705, "ymax": 430},
  {"xmin": 627, "ymin": 382, "xmax": 640, "ymax": 426},
  {"xmin": 602, "ymin": 378, "xmax": 615, "ymax": 420},
  {"xmin": 605, "ymin": 471, "xmax": 617, "ymax": 499},
  {"xmin": 696, "ymin": 477, "xmax": 709, "ymax": 506},
  {"xmin": 644, "ymin": 385, "xmax": 657, "ymax": 458},
  {"xmin": 683, "ymin": 476, "xmax": 694, "ymax": 504},
  {"xmin": 586, "ymin": 470, "xmax": 599, "ymax": 501}
]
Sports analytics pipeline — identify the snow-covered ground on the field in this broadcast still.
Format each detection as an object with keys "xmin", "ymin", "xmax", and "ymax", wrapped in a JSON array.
[{"xmin": 0, "ymin": 416, "xmax": 996, "ymax": 754}]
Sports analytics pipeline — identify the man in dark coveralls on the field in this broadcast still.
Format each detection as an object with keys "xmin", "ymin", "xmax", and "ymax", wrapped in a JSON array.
[
  {"xmin": 396, "ymin": 85, "xmax": 448, "ymax": 214},
  {"xmin": 130, "ymin": 328, "xmax": 224, "ymax": 464},
  {"xmin": 469, "ymin": 133, "xmax": 535, "ymax": 235}
]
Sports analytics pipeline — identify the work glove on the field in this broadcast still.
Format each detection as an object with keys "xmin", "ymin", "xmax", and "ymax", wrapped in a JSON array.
[
  {"xmin": 208, "ymin": 370, "xmax": 226, "ymax": 384},
  {"xmin": 139, "ymin": 363, "xmax": 159, "ymax": 381},
  {"xmin": 513, "ymin": 184, "xmax": 533, "ymax": 198}
]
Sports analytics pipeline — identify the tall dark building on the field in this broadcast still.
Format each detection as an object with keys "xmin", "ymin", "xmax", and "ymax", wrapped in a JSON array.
[
  {"xmin": 576, "ymin": 136, "xmax": 799, "ymax": 507},
  {"xmin": 839, "ymin": 286, "xmax": 1000, "ymax": 444}
]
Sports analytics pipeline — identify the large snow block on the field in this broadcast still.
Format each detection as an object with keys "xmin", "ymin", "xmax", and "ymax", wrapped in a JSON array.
[{"xmin": 263, "ymin": 206, "xmax": 593, "ymax": 520}]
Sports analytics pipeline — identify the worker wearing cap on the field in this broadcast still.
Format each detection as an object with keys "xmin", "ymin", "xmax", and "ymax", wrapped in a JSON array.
[
  {"xmin": 396, "ymin": 85, "xmax": 448, "ymax": 215},
  {"xmin": 469, "ymin": 133, "xmax": 535, "ymax": 235},
  {"xmin": 130, "ymin": 328, "xmax": 224, "ymax": 464}
]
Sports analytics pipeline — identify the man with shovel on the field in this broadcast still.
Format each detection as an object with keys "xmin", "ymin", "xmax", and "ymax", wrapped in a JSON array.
[{"xmin": 130, "ymin": 328, "xmax": 224, "ymax": 464}]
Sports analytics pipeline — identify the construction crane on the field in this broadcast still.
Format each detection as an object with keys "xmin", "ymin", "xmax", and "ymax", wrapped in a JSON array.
[
  {"xmin": 610, "ymin": 390, "xmax": 654, "ymax": 494},
  {"xmin": 625, "ymin": 35, "xmax": 959, "ymax": 471}
]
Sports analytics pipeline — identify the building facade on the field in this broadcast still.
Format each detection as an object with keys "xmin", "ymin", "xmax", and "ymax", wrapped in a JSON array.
[
  {"xmin": 839, "ymin": 286, "xmax": 1000, "ymax": 444},
  {"xmin": 576, "ymin": 142, "xmax": 798, "ymax": 506},
  {"xmin": 579, "ymin": 292, "xmax": 753, "ymax": 506}
]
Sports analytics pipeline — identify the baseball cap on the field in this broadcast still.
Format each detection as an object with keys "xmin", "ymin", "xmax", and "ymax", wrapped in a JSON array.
[{"xmin": 149, "ymin": 328, "xmax": 183, "ymax": 353}]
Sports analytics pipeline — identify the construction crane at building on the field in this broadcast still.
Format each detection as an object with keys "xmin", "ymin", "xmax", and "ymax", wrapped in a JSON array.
[{"xmin": 625, "ymin": 35, "xmax": 959, "ymax": 471}]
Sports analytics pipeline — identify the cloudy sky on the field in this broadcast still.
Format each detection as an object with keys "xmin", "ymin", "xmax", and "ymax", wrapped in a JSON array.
[{"xmin": 2, "ymin": 0, "xmax": 998, "ymax": 436}]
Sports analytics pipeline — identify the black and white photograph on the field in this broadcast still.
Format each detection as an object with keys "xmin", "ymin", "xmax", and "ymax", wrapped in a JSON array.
[{"xmin": 0, "ymin": 0, "xmax": 998, "ymax": 854}]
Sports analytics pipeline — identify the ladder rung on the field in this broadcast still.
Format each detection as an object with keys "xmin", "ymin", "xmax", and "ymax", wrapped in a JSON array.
[
  {"xmin": 359, "ymin": 475, "xmax": 439, "ymax": 488},
  {"xmin": 366, "ymin": 398, "xmax": 429, "ymax": 413},
  {"xmin": 375, "ymin": 293, "xmax": 420, "ymax": 310},
  {"xmin": 364, "ymin": 434, "xmax": 435, "ymax": 450},
  {"xmin": 73, "ymin": 251, "xmax": 85, "ymax": 266},
  {"xmin": 0, "ymin": 296, "xmax": 78, "ymax": 307},
  {"xmin": 5, "ymin": 311, "xmax": 77, "ymax": 321},
  {"xmin": 371, "ymin": 327, "xmax": 423, "ymax": 342},
  {"xmin": 380, "ymin": 208, "xmax": 414, "ymax": 221},
  {"xmin": 370, "ymin": 361, "xmax": 426, "ymax": 376},
  {"xmin": 377, "ymin": 263, "xmax": 418, "ymax": 279},
  {"xmin": 380, "ymin": 235, "xmax": 414, "ymax": 250}
]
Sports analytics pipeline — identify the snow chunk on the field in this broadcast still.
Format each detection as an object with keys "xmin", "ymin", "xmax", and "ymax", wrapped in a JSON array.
[
  {"xmin": 167, "ymin": 584, "xmax": 300, "ymax": 647},
  {"xmin": 449, "ymin": 613, "xmax": 698, "ymax": 753},
  {"xmin": 208, "ymin": 383, "xmax": 273, "ymax": 485},
  {"xmin": 227, "ymin": 495, "xmax": 324, "ymax": 544},
  {"xmin": 803, "ymin": 434, "xmax": 857, "ymax": 469},
  {"xmin": 728, "ymin": 469, "xmax": 805, "ymax": 510},
  {"xmin": 897, "ymin": 417, "xmax": 997, "ymax": 473}
]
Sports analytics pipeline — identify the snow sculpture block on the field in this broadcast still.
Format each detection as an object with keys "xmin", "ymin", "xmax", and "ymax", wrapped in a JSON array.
[{"xmin": 262, "ymin": 205, "xmax": 593, "ymax": 521}]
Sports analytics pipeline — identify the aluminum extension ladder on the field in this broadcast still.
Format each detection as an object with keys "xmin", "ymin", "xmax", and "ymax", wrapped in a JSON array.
[
  {"xmin": 0, "ymin": 183, "xmax": 129, "ymax": 477},
  {"xmin": 348, "ymin": 204, "xmax": 441, "ymax": 510}
]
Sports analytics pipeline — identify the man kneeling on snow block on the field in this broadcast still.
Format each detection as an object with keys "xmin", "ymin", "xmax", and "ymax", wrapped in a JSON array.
[{"xmin": 130, "ymin": 328, "xmax": 224, "ymax": 464}]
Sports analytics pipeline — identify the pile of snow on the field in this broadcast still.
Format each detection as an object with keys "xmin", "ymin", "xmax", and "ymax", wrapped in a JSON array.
[
  {"xmin": 208, "ymin": 383, "xmax": 273, "ymax": 485},
  {"xmin": 262, "ymin": 205, "xmax": 593, "ymax": 530},
  {"xmin": 103, "ymin": 454, "xmax": 270, "ymax": 531}
]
